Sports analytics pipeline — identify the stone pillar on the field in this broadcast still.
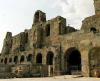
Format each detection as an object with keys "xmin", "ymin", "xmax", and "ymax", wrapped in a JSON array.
[
  {"xmin": 81, "ymin": 50, "xmax": 90, "ymax": 77},
  {"xmin": 94, "ymin": 0, "xmax": 100, "ymax": 14}
]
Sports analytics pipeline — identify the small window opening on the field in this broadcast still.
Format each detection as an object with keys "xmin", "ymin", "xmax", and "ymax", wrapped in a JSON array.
[{"xmin": 46, "ymin": 24, "xmax": 50, "ymax": 36}]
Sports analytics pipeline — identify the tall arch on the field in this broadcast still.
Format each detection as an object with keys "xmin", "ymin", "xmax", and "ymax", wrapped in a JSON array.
[
  {"xmin": 1, "ymin": 59, "xmax": 3, "ymax": 63},
  {"xmin": 14, "ymin": 56, "xmax": 18, "ymax": 64},
  {"xmin": 45, "ymin": 24, "xmax": 50, "ymax": 36},
  {"xmin": 36, "ymin": 53, "xmax": 42, "ymax": 64},
  {"xmin": 46, "ymin": 51, "xmax": 54, "ymax": 65},
  {"xmin": 64, "ymin": 47, "xmax": 81, "ymax": 74},
  {"xmin": 27, "ymin": 54, "xmax": 33, "ymax": 62},
  {"xmin": 20, "ymin": 55, "xmax": 25, "ymax": 63},
  {"xmin": 9, "ymin": 58, "xmax": 12, "ymax": 63},
  {"xmin": 4, "ymin": 58, "xmax": 7, "ymax": 64}
]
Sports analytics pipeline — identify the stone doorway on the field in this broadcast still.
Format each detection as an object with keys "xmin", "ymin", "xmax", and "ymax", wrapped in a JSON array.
[
  {"xmin": 36, "ymin": 53, "xmax": 42, "ymax": 64},
  {"xmin": 46, "ymin": 51, "xmax": 54, "ymax": 76},
  {"xmin": 14, "ymin": 56, "xmax": 18, "ymax": 64},
  {"xmin": 64, "ymin": 47, "xmax": 81, "ymax": 75}
]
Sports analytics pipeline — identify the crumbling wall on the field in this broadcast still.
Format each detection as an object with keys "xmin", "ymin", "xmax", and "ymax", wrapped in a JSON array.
[
  {"xmin": 81, "ymin": 14, "xmax": 100, "ymax": 33},
  {"xmin": 1, "ymin": 32, "xmax": 12, "ymax": 54},
  {"xmin": 33, "ymin": 10, "xmax": 46, "ymax": 24},
  {"xmin": 94, "ymin": 0, "xmax": 100, "ymax": 14},
  {"xmin": 1, "ymin": 9, "xmax": 100, "ymax": 78}
]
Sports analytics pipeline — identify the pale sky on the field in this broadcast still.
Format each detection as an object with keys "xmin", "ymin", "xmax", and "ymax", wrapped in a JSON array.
[{"xmin": 0, "ymin": 0, "xmax": 95, "ymax": 52}]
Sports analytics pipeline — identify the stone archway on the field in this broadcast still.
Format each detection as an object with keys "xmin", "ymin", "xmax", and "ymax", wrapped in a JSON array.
[
  {"xmin": 4, "ymin": 58, "xmax": 7, "ymax": 64},
  {"xmin": 27, "ymin": 54, "xmax": 32, "ymax": 62},
  {"xmin": 64, "ymin": 47, "xmax": 81, "ymax": 75},
  {"xmin": 9, "ymin": 58, "xmax": 12, "ymax": 63},
  {"xmin": 36, "ymin": 53, "xmax": 42, "ymax": 64},
  {"xmin": 14, "ymin": 56, "xmax": 18, "ymax": 64},
  {"xmin": 1, "ymin": 59, "xmax": 3, "ymax": 63},
  {"xmin": 20, "ymin": 55, "xmax": 25, "ymax": 63},
  {"xmin": 46, "ymin": 51, "xmax": 54, "ymax": 65},
  {"xmin": 46, "ymin": 51, "xmax": 54, "ymax": 76}
]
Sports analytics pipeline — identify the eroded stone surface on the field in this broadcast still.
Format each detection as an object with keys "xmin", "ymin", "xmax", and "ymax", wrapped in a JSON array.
[{"xmin": 0, "ymin": 0, "xmax": 100, "ymax": 78}]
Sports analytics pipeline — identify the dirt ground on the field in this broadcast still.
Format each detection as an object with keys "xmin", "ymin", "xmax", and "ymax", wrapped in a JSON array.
[{"xmin": 0, "ymin": 75, "xmax": 100, "ymax": 81}]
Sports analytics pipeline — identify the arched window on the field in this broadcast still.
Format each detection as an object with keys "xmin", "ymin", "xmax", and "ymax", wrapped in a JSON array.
[
  {"xmin": 36, "ymin": 53, "xmax": 42, "ymax": 64},
  {"xmin": 20, "ymin": 45, "xmax": 25, "ymax": 51},
  {"xmin": 20, "ymin": 55, "xmax": 25, "ymax": 63},
  {"xmin": 46, "ymin": 51, "xmax": 54, "ymax": 65},
  {"xmin": 1, "ymin": 59, "xmax": 3, "ymax": 63},
  {"xmin": 4, "ymin": 58, "xmax": 7, "ymax": 64},
  {"xmin": 9, "ymin": 58, "xmax": 12, "ymax": 63},
  {"xmin": 14, "ymin": 56, "xmax": 18, "ymax": 64},
  {"xmin": 46, "ymin": 24, "xmax": 50, "ymax": 36},
  {"xmin": 90, "ymin": 27, "xmax": 97, "ymax": 33},
  {"xmin": 27, "ymin": 54, "xmax": 32, "ymax": 62}
]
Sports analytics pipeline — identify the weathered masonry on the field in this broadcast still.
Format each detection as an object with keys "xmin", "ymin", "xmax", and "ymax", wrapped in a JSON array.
[{"xmin": 0, "ymin": 0, "xmax": 100, "ymax": 78}]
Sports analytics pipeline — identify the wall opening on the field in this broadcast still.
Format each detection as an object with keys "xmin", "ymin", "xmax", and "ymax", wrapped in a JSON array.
[
  {"xmin": 46, "ymin": 51, "xmax": 54, "ymax": 65},
  {"xmin": 90, "ymin": 27, "xmax": 97, "ymax": 33},
  {"xmin": 1, "ymin": 59, "xmax": 3, "ymax": 63},
  {"xmin": 64, "ymin": 47, "xmax": 81, "ymax": 75},
  {"xmin": 59, "ymin": 23, "xmax": 62, "ymax": 35},
  {"xmin": 20, "ymin": 45, "xmax": 25, "ymax": 51},
  {"xmin": 36, "ymin": 53, "xmax": 42, "ymax": 64},
  {"xmin": 14, "ymin": 56, "xmax": 18, "ymax": 64},
  {"xmin": 46, "ymin": 24, "xmax": 50, "ymax": 36},
  {"xmin": 27, "ymin": 54, "xmax": 32, "ymax": 62},
  {"xmin": 34, "ymin": 12, "xmax": 39, "ymax": 23},
  {"xmin": 25, "ymin": 32, "xmax": 28, "ymax": 43},
  {"xmin": 20, "ymin": 55, "xmax": 25, "ymax": 63},
  {"xmin": 4, "ymin": 58, "xmax": 7, "ymax": 64},
  {"xmin": 9, "ymin": 58, "xmax": 12, "ymax": 63}
]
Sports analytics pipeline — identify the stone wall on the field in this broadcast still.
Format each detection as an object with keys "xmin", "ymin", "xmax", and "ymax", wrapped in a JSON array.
[
  {"xmin": 94, "ymin": 0, "xmax": 100, "ymax": 14},
  {"xmin": 0, "ymin": 3, "xmax": 100, "ymax": 77}
]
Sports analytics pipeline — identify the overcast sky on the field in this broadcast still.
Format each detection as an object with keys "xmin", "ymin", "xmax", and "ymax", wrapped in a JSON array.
[{"xmin": 0, "ymin": 0, "xmax": 95, "ymax": 52}]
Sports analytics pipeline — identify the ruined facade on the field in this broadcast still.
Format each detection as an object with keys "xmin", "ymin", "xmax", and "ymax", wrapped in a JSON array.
[{"xmin": 0, "ymin": 0, "xmax": 100, "ymax": 78}]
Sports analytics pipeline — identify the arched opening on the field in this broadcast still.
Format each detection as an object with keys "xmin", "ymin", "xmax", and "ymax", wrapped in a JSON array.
[
  {"xmin": 4, "ymin": 58, "xmax": 7, "ymax": 64},
  {"xmin": 90, "ymin": 27, "xmax": 97, "ymax": 33},
  {"xmin": 64, "ymin": 47, "xmax": 81, "ymax": 75},
  {"xmin": 45, "ymin": 24, "xmax": 50, "ymax": 36},
  {"xmin": 36, "ymin": 53, "xmax": 42, "ymax": 64},
  {"xmin": 46, "ymin": 51, "xmax": 54, "ymax": 65},
  {"xmin": 14, "ymin": 56, "xmax": 18, "ymax": 64},
  {"xmin": 9, "ymin": 58, "xmax": 12, "ymax": 63},
  {"xmin": 27, "ymin": 54, "xmax": 32, "ymax": 62},
  {"xmin": 34, "ymin": 12, "xmax": 39, "ymax": 23},
  {"xmin": 1, "ymin": 59, "xmax": 3, "ymax": 63},
  {"xmin": 20, "ymin": 55, "xmax": 25, "ymax": 63},
  {"xmin": 46, "ymin": 51, "xmax": 54, "ymax": 76}
]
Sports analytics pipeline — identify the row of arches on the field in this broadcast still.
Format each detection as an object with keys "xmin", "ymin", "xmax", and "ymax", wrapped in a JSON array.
[
  {"xmin": 0, "ymin": 51, "xmax": 54, "ymax": 65},
  {"xmin": 0, "ymin": 47, "xmax": 82, "ymax": 75},
  {"xmin": 0, "ymin": 54, "xmax": 33, "ymax": 64},
  {"xmin": 36, "ymin": 51, "xmax": 54, "ymax": 65}
]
